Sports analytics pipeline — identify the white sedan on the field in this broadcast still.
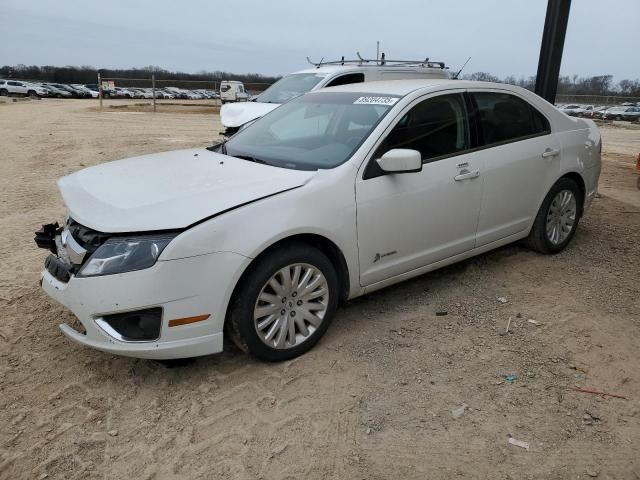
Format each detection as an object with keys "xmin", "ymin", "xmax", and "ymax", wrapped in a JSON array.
[{"xmin": 36, "ymin": 80, "xmax": 601, "ymax": 361}]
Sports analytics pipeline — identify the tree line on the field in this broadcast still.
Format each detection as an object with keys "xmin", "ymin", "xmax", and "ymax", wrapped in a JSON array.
[
  {"xmin": 462, "ymin": 72, "xmax": 640, "ymax": 97},
  {"xmin": 2, "ymin": 64, "xmax": 639, "ymax": 97},
  {"xmin": 0, "ymin": 64, "xmax": 280, "ymax": 86}
]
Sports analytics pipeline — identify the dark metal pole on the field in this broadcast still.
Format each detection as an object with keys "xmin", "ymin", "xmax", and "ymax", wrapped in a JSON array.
[{"xmin": 535, "ymin": 0, "xmax": 572, "ymax": 104}]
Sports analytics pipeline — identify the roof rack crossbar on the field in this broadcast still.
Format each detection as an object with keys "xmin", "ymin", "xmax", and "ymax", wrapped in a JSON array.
[{"xmin": 306, "ymin": 54, "xmax": 446, "ymax": 69}]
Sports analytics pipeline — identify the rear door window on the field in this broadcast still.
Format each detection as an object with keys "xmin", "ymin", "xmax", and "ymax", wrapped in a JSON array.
[{"xmin": 471, "ymin": 92, "xmax": 550, "ymax": 146}]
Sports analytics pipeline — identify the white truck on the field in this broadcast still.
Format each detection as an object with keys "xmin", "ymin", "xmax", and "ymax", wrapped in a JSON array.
[
  {"xmin": 220, "ymin": 80, "xmax": 249, "ymax": 104},
  {"xmin": 219, "ymin": 54, "xmax": 450, "ymax": 136}
]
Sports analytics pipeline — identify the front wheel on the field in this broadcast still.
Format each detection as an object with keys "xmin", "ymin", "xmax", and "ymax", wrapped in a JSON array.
[
  {"xmin": 227, "ymin": 243, "xmax": 339, "ymax": 361},
  {"xmin": 524, "ymin": 177, "xmax": 582, "ymax": 254}
]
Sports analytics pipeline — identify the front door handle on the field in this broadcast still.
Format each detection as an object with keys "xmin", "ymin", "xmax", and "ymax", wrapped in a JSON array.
[
  {"xmin": 542, "ymin": 148, "xmax": 560, "ymax": 158},
  {"xmin": 454, "ymin": 169, "xmax": 480, "ymax": 181}
]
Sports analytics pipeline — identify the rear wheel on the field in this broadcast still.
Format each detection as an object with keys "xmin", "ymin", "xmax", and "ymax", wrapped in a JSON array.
[
  {"xmin": 524, "ymin": 177, "xmax": 582, "ymax": 254},
  {"xmin": 0, "ymin": 88, "xmax": 7, "ymax": 96},
  {"xmin": 615, "ymin": 115, "xmax": 622, "ymax": 121},
  {"xmin": 27, "ymin": 90, "xmax": 37, "ymax": 98},
  {"xmin": 227, "ymin": 243, "xmax": 339, "ymax": 361}
]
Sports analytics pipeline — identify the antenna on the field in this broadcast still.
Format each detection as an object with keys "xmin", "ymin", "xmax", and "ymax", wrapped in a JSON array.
[{"xmin": 453, "ymin": 56, "xmax": 471, "ymax": 79}]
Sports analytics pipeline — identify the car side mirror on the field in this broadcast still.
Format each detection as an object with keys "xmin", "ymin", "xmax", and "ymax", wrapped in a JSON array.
[{"xmin": 376, "ymin": 149, "xmax": 422, "ymax": 174}]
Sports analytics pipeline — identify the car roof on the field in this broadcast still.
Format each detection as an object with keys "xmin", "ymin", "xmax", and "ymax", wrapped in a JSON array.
[{"xmin": 315, "ymin": 79, "xmax": 523, "ymax": 97}]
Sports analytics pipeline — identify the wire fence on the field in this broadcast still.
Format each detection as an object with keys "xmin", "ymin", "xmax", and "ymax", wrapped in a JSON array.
[{"xmin": 97, "ymin": 74, "xmax": 274, "ymax": 111}]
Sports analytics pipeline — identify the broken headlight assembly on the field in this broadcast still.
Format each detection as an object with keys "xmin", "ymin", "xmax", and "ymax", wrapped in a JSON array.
[{"xmin": 77, "ymin": 234, "xmax": 177, "ymax": 278}]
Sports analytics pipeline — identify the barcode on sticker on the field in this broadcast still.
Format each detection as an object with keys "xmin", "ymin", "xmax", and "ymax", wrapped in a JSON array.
[{"xmin": 353, "ymin": 96, "xmax": 399, "ymax": 106}]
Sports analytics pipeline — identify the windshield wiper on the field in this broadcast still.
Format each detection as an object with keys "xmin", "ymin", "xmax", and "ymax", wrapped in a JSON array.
[
  {"xmin": 206, "ymin": 140, "xmax": 227, "ymax": 154},
  {"xmin": 233, "ymin": 154, "xmax": 269, "ymax": 165}
]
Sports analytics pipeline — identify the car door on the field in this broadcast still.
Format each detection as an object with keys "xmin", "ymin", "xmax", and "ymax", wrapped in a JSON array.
[
  {"xmin": 8, "ymin": 81, "xmax": 26, "ymax": 94},
  {"xmin": 356, "ymin": 91, "xmax": 483, "ymax": 286},
  {"xmin": 467, "ymin": 90, "xmax": 560, "ymax": 246}
]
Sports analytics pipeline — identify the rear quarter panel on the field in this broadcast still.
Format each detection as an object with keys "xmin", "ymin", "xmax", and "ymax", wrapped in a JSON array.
[{"xmin": 555, "ymin": 117, "xmax": 601, "ymax": 211}]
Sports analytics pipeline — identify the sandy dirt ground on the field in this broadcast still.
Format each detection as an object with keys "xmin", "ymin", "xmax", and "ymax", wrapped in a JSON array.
[{"xmin": 1, "ymin": 99, "xmax": 639, "ymax": 480}]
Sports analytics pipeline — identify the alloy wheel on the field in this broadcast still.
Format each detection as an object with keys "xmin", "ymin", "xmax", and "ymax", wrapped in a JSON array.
[
  {"xmin": 254, "ymin": 263, "xmax": 329, "ymax": 349},
  {"xmin": 546, "ymin": 189, "xmax": 577, "ymax": 245}
]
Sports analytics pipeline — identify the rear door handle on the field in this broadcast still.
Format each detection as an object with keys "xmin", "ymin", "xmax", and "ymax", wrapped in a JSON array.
[
  {"xmin": 542, "ymin": 148, "xmax": 560, "ymax": 158},
  {"xmin": 454, "ymin": 169, "xmax": 480, "ymax": 181}
]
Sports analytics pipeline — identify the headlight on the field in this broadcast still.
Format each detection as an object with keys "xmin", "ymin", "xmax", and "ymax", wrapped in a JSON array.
[{"xmin": 78, "ymin": 235, "xmax": 176, "ymax": 277}]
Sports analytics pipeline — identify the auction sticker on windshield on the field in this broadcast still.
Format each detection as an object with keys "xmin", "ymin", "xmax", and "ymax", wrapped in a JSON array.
[{"xmin": 353, "ymin": 96, "xmax": 399, "ymax": 106}]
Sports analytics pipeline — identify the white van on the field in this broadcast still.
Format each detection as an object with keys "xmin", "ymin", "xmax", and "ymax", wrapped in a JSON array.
[
  {"xmin": 219, "ymin": 55, "xmax": 450, "ymax": 136},
  {"xmin": 220, "ymin": 80, "xmax": 249, "ymax": 104}
]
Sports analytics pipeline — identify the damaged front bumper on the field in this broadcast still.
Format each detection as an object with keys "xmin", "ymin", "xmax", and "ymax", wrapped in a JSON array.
[{"xmin": 35, "ymin": 222, "xmax": 248, "ymax": 359}]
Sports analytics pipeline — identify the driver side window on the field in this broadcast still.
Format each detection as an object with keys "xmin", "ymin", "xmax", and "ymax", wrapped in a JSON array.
[{"xmin": 364, "ymin": 93, "xmax": 469, "ymax": 179}]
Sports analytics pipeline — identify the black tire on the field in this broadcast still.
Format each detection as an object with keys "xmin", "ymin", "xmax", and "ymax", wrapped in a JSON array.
[
  {"xmin": 615, "ymin": 115, "xmax": 622, "ymax": 121},
  {"xmin": 27, "ymin": 90, "xmax": 37, "ymax": 98},
  {"xmin": 227, "ymin": 243, "xmax": 339, "ymax": 361},
  {"xmin": 0, "ymin": 88, "xmax": 7, "ymax": 96},
  {"xmin": 524, "ymin": 177, "xmax": 583, "ymax": 254}
]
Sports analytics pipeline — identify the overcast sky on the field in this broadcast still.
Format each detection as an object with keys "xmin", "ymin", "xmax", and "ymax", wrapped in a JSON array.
[{"xmin": 1, "ymin": 0, "xmax": 638, "ymax": 80}]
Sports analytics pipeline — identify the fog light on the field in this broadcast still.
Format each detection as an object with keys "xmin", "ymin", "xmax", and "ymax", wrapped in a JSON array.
[{"xmin": 96, "ymin": 307, "xmax": 162, "ymax": 341}]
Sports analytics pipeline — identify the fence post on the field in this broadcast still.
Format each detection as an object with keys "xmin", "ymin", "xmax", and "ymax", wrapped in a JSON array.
[
  {"xmin": 98, "ymin": 72, "xmax": 102, "ymax": 110},
  {"xmin": 152, "ymin": 74, "xmax": 156, "ymax": 112}
]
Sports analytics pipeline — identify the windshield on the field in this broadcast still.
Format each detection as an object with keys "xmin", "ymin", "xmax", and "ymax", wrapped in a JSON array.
[
  {"xmin": 256, "ymin": 73, "xmax": 328, "ymax": 104},
  {"xmin": 220, "ymin": 92, "xmax": 399, "ymax": 171}
]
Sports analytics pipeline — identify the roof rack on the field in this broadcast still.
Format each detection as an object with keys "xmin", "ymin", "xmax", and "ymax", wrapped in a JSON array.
[{"xmin": 305, "ymin": 52, "xmax": 447, "ymax": 70}]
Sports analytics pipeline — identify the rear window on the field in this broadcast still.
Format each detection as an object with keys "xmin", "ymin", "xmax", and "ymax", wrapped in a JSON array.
[
  {"xmin": 325, "ymin": 73, "xmax": 365, "ymax": 88},
  {"xmin": 471, "ymin": 92, "xmax": 550, "ymax": 146}
]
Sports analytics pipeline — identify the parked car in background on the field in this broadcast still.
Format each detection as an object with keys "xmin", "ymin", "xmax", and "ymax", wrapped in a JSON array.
[
  {"xmin": 0, "ymin": 79, "xmax": 49, "ymax": 97},
  {"xmin": 602, "ymin": 106, "xmax": 637, "ymax": 120},
  {"xmin": 220, "ymin": 57, "xmax": 450, "ymax": 136},
  {"xmin": 219, "ymin": 80, "xmax": 249, "ymax": 104},
  {"xmin": 165, "ymin": 87, "xmax": 189, "ymax": 99},
  {"xmin": 621, "ymin": 106, "xmax": 640, "ymax": 122},
  {"xmin": 559, "ymin": 104, "xmax": 596, "ymax": 117},
  {"xmin": 111, "ymin": 87, "xmax": 137, "ymax": 99},
  {"xmin": 47, "ymin": 83, "xmax": 87, "ymax": 98},
  {"xmin": 154, "ymin": 89, "xmax": 173, "ymax": 99},
  {"xmin": 72, "ymin": 84, "xmax": 99, "ymax": 98},
  {"xmin": 132, "ymin": 88, "xmax": 153, "ymax": 99},
  {"xmin": 85, "ymin": 83, "xmax": 115, "ymax": 98},
  {"xmin": 36, "ymin": 80, "xmax": 600, "ymax": 361},
  {"xmin": 41, "ymin": 84, "xmax": 73, "ymax": 98}
]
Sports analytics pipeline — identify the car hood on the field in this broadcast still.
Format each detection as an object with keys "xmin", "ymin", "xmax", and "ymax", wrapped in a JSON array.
[
  {"xmin": 58, "ymin": 148, "xmax": 315, "ymax": 233},
  {"xmin": 220, "ymin": 102, "xmax": 280, "ymax": 128}
]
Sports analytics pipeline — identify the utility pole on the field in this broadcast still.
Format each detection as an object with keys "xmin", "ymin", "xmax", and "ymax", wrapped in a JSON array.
[
  {"xmin": 535, "ymin": 0, "xmax": 572, "ymax": 104},
  {"xmin": 98, "ymin": 72, "xmax": 102, "ymax": 110},
  {"xmin": 152, "ymin": 74, "xmax": 156, "ymax": 113}
]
